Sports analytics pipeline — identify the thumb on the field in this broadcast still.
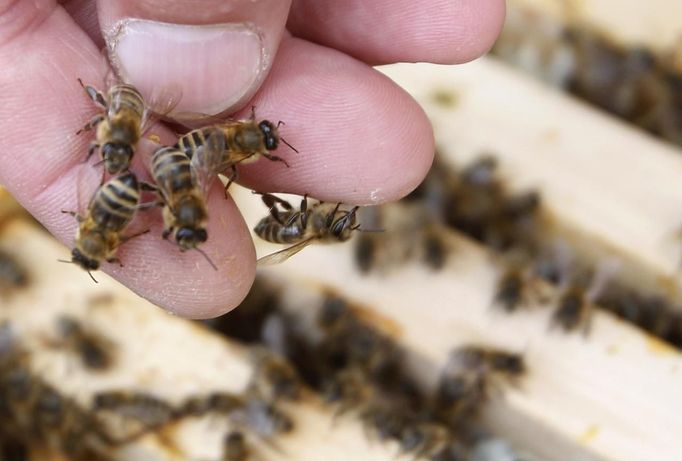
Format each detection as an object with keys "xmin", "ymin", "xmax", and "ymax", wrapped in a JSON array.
[{"xmin": 97, "ymin": 0, "xmax": 292, "ymax": 121}]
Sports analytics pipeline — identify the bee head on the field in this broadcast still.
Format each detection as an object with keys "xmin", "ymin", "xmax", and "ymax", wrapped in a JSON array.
[
  {"xmin": 258, "ymin": 120, "xmax": 279, "ymax": 151},
  {"xmin": 490, "ymin": 353, "xmax": 525, "ymax": 375},
  {"xmin": 71, "ymin": 248, "xmax": 100, "ymax": 271},
  {"xmin": 102, "ymin": 143, "xmax": 133, "ymax": 174},
  {"xmin": 176, "ymin": 227, "xmax": 208, "ymax": 250}
]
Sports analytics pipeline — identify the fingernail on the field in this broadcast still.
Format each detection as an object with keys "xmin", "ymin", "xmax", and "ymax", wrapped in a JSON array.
[{"xmin": 107, "ymin": 19, "xmax": 266, "ymax": 118}]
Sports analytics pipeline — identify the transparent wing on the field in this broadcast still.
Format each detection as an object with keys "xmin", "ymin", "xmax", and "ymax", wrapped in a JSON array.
[
  {"xmin": 76, "ymin": 160, "xmax": 102, "ymax": 215},
  {"xmin": 140, "ymin": 83, "xmax": 183, "ymax": 134},
  {"xmin": 190, "ymin": 128, "xmax": 225, "ymax": 198},
  {"xmin": 257, "ymin": 239, "xmax": 315, "ymax": 267}
]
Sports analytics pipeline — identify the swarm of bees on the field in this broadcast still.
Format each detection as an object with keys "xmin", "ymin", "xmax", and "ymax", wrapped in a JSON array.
[
  {"xmin": 207, "ymin": 280, "xmax": 527, "ymax": 461},
  {"xmin": 350, "ymin": 154, "xmax": 682, "ymax": 347},
  {"xmin": 64, "ymin": 78, "xmax": 355, "ymax": 280},
  {"xmin": 493, "ymin": 6, "xmax": 682, "ymax": 147},
  {"xmin": 0, "ymin": 316, "xmax": 299, "ymax": 461},
  {"xmin": 0, "ymin": 248, "xmax": 28, "ymax": 297}
]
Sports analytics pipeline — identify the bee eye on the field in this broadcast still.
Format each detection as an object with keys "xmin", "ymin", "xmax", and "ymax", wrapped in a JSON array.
[{"xmin": 259, "ymin": 121, "xmax": 279, "ymax": 150}]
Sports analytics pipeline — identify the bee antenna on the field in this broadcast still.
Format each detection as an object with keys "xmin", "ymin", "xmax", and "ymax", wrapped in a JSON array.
[
  {"xmin": 87, "ymin": 271, "xmax": 99, "ymax": 284},
  {"xmin": 195, "ymin": 247, "xmax": 218, "ymax": 271},
  {"xmin": 280, "ymin": 137, "xmax": 299, "ymax": 154},
  {"xmin": 276, "ymin": 120, "xmax": 286, "ymax": 128},
  {"xmin": 357, "ymin": 226, "xmax": 385, "ymax": 233},
  {"xmin": 57, "ymin": 259, "xmax": 73, "ymax": 264}
]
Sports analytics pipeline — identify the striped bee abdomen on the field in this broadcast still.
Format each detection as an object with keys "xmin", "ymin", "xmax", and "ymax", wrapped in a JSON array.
[{"xmin": 89, "ymin": 172, "xmax": 140, "ymax": 231}]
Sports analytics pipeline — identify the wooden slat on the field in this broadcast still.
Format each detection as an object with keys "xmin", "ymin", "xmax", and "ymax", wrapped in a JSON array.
[
  {"xmin": 244, "ymin": 212, "xmax": 682, "ymax": 461},
  {"xmin": 0, "ymin": 218, "xmax": 413, "ymax": 461},
  {"xmin": 378, "ymin": 58, "xmax": 682, "ymax": 307},
  {"xmin": 511, "ymin": 0, "xmax": 682, "ymax": 51}
]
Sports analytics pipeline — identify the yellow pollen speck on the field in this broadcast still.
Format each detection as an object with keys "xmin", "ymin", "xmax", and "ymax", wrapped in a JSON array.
[{"xmin": 578, "ymin": 424, "xmax": 600, "ymax": 445}]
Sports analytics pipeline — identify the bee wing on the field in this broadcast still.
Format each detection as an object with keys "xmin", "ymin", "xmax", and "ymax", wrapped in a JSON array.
[
  {"xmin": 75, "ymin": 161, "xmax": 102, "ymax": 215},
  {"xmin": 257, "ymin": 238, "xmax": 315, "ymax": 266},
  {"xmin": 140, "ymin": 84, "xmax": 183, "ymax": 134},
  {"xmin": 190, "ymin": 128, "xmax": 225, "ymax": 198}
]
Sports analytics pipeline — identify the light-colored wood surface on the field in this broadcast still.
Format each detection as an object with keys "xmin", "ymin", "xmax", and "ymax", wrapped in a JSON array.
[
  {"xmin": 379, "ymin": 58, "xmax": 682, "ymax": 306},
  {"xmin": 511, "ymin": 0, "xmax": 682, "ymax": 50},
  {"xmin": 247, "ymin": 214, "xmax": 682, "ymax": 461},
  {"xmin": 0, "ymin": 218, "xmax": 414, "ymax": 461}
]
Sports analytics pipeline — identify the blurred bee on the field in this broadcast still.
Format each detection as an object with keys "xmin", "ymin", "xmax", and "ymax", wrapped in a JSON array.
[
  {"xmin": 175, "ymin": 108, "xmax": 297, "ymax": 192},
  {"xmin": 0, "ymin": 250, "xmax": 28, "ymax": 294},
  {"xmin": 177, "ymin": 392, "xmax": 243, "ymax": 418},
  {"xmin": 494, "ymin": 267, "xmax": 526, "ymax": 312},
  {"xmin": 435, "ymin": 345, "xmax": 525, "ymax": 423},
  {"xmin": 223, "ymin": 430, "xmax": 249, "ymax": 461},
  {"xmin": 493, "ymin": 262, "xmax": 550, "ymax": 313},
  {"xmin": 248, "ymin": 348, "xmax": 301, "ymax": 402},
  {"xmin": 0, "ymin": 326, "xmax": 115, "ymax": 460},
  {"xmin": 400, "ymin": 422, "xmax": 451, "ymax": 460},
  {"xmin": 150, "ymin": 145, "xmax": 216, "ymax": 269},
  {"xmin": 551, "ymin": 259, "xmax": 620, "ymax": 334},
  {"xmin": 61, "ymin": 172, "xmax": 148, "ymax": 281},
  {"xmin": 254, "ymin": 193, "xmax": 361, "ymax": 265},
  {"xmin": 77, "ymin": 79, "xmax": 180, "ymax": 176},
  {"xmin": 238, "ymin": 398, "xmax": 293, "ymax": 438},
  {"xmin": 92, "ymin": 390, "xmax": 177, "ymax": 441},
  {"xmin": 358, "ymin": 395, "xmax": 413, "ymax": 442},
  {"xmin": 53, "ymin": 316, "xmax": 116, "ymax": 371},
  {"xmin": 322, "ymin": 367, "xmax": 373, "ymax": 417}
]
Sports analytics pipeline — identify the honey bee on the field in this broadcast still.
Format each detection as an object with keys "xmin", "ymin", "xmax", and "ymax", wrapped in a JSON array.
[
  {"xmin": 0, "ymin": 327, "xmax": 115, "ymax": 460},
  {"xmin": 399, "ymin": 422, "xmax": 451, "ymax": 460},
  {"xmin": 61, "ymin": 172, "xmax": 148, "ymax": 281},
  {"xmin": 239, "ymin": 398, "xmax": 294, "ymax": 438},
  {"xmin": 175, "ymin": 108, "xmax": 297, "ymax": 192},
  {"xmin": 177, "ymin": 392, "xmax": 243, "ymax": 417},
  {"xmin": 223, "ymin": 430, "xmax": 249, "ymax": 461},
  {"xmin": 92, "ymin": 390, "xmax": 177, "ymax": 441},
  {"xmin": 494, "ymin": 267, "xmax": 526, "ymax": 312},
  {"xmin": 435, "ymin": 345, "xmax": 525, "ymax": 423},
  {"xmin": 150, "ymin": 145, "xmax": 216, "ymax": 269},
  {"xmin": 53, "ymin": 316, "xmax": 116, "ymax": 371},
  {"xmin": 322, "ymin": 367, "xmax": 373, "ymax": 417},
  {"xmin": 77, "ymin": 79, "xmax": 180, "ymax": 175},
  {"xmin": 0, "ymin": 249, "xmax": 28, "ymax": 294},
  {"xmin": 358, "ymin": 396, "xmax": 413, "ymax": 442},
  {"xmin": 254, "ymin": 193, "xmax": 361, "ymax": 265},
  {"xmin": 551, "ymin": 260, "xmax": 619, "ymax": 334},
  {"xmin": 248, "ymin": 348, "xmax": 301, "ymax": 402}
]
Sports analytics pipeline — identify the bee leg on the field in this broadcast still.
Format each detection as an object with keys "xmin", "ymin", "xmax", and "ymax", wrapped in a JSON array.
[
  {"xmin": 83, "ymin": 142, "xmax": 100, "ymax": 164},
  {"xmin": 140, "ymin": 182, "xmax": 159, "ymax": 192},
  {"xmin": 120, "ymin": 229, "xmax": 150, "ymax": 244},
  {"xmin": 61, "ymin": 210, "xmax": 84, "ymax": 223},
  {"xmin": 261, "ymin": 193, "xmax": 292, "ymax": 225},
  {"xmin": 262, "ymin": 153, "xmax": 290, "ymax": 168},
  {"xmin": 76, "ymin": 114, "xmax": 105, "ymax": 135},
  {"xmin": 223, "ymin": 166, "xmax": 238, "ymax": 198},
  {"xmin": 106, "ymin": 257, "xmax": 124, "ymax": 268},
  {"xmin": 325, "ymin": 203, "xmax": 342, "ymax": 228},
  {"xmin": 162, "ymin": 228, "xmax": 173, "ymax": 240},
  {"xmin": 77, "ymin": 78, "xmax": 107, "ymax": 108},
  {"xmin": 300, "ymin": 195, "xmax": 309, "ymax": 229}
]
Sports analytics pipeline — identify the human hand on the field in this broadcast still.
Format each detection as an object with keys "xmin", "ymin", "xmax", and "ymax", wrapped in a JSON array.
[{"xmin": 0, "ymin": 0, "xmax": 505, "ymax": 318}]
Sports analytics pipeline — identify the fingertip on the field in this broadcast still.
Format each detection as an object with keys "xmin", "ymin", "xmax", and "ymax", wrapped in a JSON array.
[
  {"xmin": 71, "ymin": 185, "xmax": 256, "ymax": 320},
  {"xmin": 234, "ymin": 38, "xmax": 435, "ymax": 205},
  {"xmin": 450, "ymin": 0, "xmax": 507, "ymax": 63}
]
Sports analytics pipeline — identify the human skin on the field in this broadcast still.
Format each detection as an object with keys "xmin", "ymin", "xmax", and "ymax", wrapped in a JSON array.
[{"xmin": 0, "ymin": 0, "xmax": 506, "ymax": 318}]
